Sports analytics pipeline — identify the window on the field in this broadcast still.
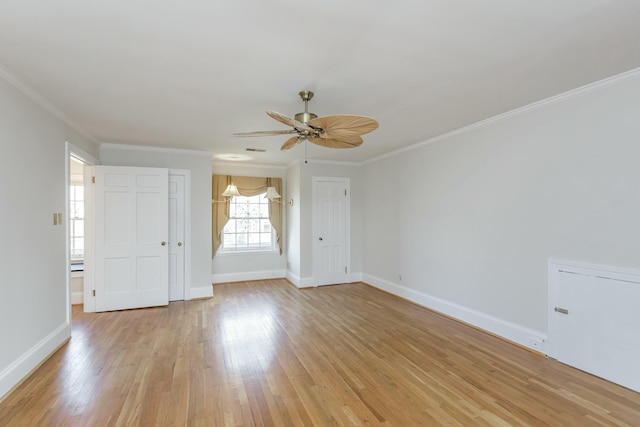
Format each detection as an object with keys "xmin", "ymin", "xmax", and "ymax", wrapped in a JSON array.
[
  {"xmin": 69, "ymin": 184, "xmax": 84, "ymax": 261},
  {"xmin": 222, "ymin": 193, "xmax": 274, "ymax": 252}
]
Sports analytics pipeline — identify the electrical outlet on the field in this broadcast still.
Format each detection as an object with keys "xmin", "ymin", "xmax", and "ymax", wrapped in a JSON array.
[{"xmin": 529, "ymin": 337, "xmax": 544, "ymax": 352}]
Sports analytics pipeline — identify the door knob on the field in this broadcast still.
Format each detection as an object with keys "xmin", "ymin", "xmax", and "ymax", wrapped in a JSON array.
[
  {"xmin": 177, "ymin": 242, "xmax": 182, "ymax": 246},
  {"xmin": 161, "ymin": 241, "xmax": 166, "ymax": 246},
  {"xmin": 319, "ymin": 237, "xmax": 323, "ymax": 241}
]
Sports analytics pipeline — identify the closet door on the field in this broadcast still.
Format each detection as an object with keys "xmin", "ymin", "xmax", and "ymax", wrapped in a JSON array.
[{"xmin": 93, "ymin": 166, "xmax": 169, "ymax": 312}]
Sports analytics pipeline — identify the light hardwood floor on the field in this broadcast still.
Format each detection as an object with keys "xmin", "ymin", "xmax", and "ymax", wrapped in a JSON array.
[{"xmin": 1, "ymin": 280, "xmax": 639, "ymax": 426}]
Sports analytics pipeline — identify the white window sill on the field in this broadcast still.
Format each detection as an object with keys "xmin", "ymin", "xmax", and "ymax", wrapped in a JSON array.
[{"xmin": 216, "ymin": 249, "xmax": 278, "ymax": 257}]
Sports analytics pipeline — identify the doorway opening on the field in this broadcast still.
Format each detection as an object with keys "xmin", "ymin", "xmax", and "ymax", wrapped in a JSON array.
[
  {"xmin": 65, "ymin": 142, "xmax": 97, "ymax": 322},
  {"xmin": 69, "ymin": 155, "xmax": 86, "ymax": 307}
]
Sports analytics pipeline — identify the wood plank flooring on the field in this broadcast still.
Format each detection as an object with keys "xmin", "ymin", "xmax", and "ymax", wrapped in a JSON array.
[{"xmin": 1, "ymin": 279, "xmax": 640, "ymax": 426}]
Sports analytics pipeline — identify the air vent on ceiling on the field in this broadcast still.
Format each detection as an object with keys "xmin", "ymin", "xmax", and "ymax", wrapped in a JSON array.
[{"xmin": 246, "ymin": 148, "xmax": 266, "ymax": 152}]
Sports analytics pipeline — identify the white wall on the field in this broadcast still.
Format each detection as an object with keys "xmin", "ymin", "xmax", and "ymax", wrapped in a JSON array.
[
  {"xmin": 0, "ymin": 73, "xmax": 99, "ymax": 398},
  {"xmin": 211, "ymin": 162, "xmax": 288, "ymax": 283},
  {"xmin": 362, "ymin": 70, "xmax": 640, "ymax": 351},
  {"xmin": 99, "ymin": 144, "xmax": 213, "ymax": 298}
]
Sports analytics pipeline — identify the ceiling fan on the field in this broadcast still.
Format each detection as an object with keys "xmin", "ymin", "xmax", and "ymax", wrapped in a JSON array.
[{"xmin": 234, "ymin": 90, "xmax": 379, "ymax": 151}]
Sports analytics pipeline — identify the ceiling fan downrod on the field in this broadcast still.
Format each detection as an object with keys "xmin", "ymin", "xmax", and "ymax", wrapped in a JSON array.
[{"xmin": 295, "ymin": 90, "xmax": 318, "ymax": 124}]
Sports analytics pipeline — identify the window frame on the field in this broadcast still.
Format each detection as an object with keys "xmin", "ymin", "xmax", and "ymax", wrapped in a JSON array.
[
  {"xmin": 69, "ymin": 183, "xmax": 85, "ymax": 262},
  {"xmin": 219, "ymin": 193, "xmax": 277, "ymax": 254}
]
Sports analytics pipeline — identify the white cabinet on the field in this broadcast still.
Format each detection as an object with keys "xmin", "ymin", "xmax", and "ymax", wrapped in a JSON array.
[{"xmin": 548, "ymin": 260, "xmax": 640, "ymax": 392}]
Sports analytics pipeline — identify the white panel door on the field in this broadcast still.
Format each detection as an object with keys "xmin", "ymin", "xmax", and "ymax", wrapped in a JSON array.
[
  {"xmin": 313, "ymin": 178, "xmax": 349, "ymax": 286},
  {"xmin": 548, "ymin": 263, "xmax": 640, "ymax": 392},
  {"xmin": 94, "ymin": 166, "xmax": 169, "ymax": 312},
  {"xmin": 168, "ymin": 173, "xmax": 185, "ymax": 301}
]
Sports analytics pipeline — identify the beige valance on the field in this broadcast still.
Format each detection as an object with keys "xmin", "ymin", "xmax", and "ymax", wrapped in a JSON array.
[{"xmin": 212, "ymin": 175, "xmax": 282, "ymax": 256}]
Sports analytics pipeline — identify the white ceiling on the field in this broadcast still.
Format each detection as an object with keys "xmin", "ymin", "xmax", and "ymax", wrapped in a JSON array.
[{"xmin": 2, "ymin": 1, "xmax": 640, "ymax": 166}]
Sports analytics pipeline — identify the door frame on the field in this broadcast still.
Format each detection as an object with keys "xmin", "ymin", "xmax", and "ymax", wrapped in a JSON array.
[
  {"xmin": 169, "ymin": 169, "xmax": 191, "ymax": 301},
  {"xmin": 65, "ymin": 142, "xmax": 98, "ymax": 318},
  {"xmin": 312, "ymin": 176, "xmax": 351, "ymax": 286}
]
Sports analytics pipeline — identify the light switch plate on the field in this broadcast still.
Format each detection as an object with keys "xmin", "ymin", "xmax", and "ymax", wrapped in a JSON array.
[{"xmin": 53, "ymin": 212, "xmax": 63, "ymax": 225}]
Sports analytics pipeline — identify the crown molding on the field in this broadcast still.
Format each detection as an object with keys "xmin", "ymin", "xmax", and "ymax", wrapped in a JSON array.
[
  {"xmin": 212, "ymin": 161, "xmax": 287, "ymax": 171},
  {"xmin": 364, "ymin": 66, "xmax": 640, "ymax": 165},
  {"xmin": 0, "ymin": 64, "xmax": 97, "ymax": 144},
  {"xmin": 100, "ymin": 142, "xmax": 212, "ymax": 157}
]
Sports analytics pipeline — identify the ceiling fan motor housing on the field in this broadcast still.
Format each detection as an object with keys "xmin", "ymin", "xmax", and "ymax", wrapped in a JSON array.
[{"xmin": 294, "ymin": 111, "xmax": 318, "ymax": 124}]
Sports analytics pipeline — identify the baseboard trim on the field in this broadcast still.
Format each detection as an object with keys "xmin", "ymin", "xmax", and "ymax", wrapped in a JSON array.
[
  {"xmin": 189, "ymin": 285, "xmax": 214, "ymax": 299},
  {"xmin": 0, "ymin": 322, "xmax": 71, "ymax": 401},
  {"xmin": 71, "ymin": 292, "xmax": 84, "ymax": 305},
  {"xmin": 285, "ymin": 271, "xmax": 314, "ymax": 288},
  {"xmin": 212, "ymin": 269, "xmax": 286, "ymax": 284},
  {"xmin": 285, "ymin": 272, "xmax": 362, "ymax": 288},
  {"xmin": 349, "ymin": 272, "xmax": 363, "ymax": 283},
  {"xmin": 362, "ymin": 274, "xmax": 546, "ymax": 353}
]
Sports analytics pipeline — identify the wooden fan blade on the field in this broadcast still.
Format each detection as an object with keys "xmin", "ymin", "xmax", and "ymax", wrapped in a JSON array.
[
  {"xmin": 309, "ymin": 137, "xmax": 363, "ymax": 149},
  {"xmin": 332, "ymin": 135, "xmax": 363, "ymax": 144},
  {"xmin": 233, "ymin": 129, "xmax": 298, "ymax": 137},
  {"xmin": 281, "ymin": 136, "xmax": 303, "ymax": 151},
  {"xmin": 267, "ymin": 110, "xmax": 315, "ymax": 132},
  {"xmin": 309, "ymin": 115, "xmax": 378, "ymax": 139}
]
